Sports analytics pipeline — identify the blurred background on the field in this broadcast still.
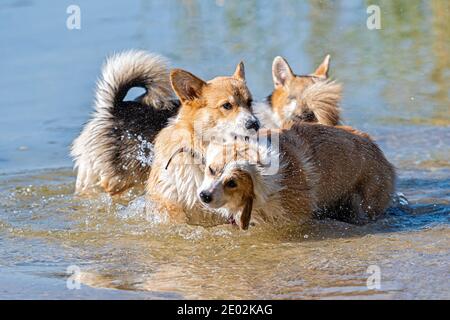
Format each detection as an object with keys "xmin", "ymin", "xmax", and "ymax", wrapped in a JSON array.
[{"xmin": 0, "ymin": 0, "xmax": 448, "ymax": 172}]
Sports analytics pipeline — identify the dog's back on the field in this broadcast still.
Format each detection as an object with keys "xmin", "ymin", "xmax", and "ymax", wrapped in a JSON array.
[
  {"xmin": 196, "ymin": 124, "xmax": 395, "ymax": 227},
  {"xmin": 279, "ymin": 124, "xmax": 395, "ymax": 223}
]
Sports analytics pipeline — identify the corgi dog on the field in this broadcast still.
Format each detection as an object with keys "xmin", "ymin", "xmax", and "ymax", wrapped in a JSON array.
[
  {"xmin": 254, "ymin": 54, "xmax": 341, "ymax": 128},
  {"xmin": 254, "ymin": 55, "xmax": 370, "ymax": 139},
  {"xmin": 145, "ymin": 62, "xmax": 260, "ymax": 223},
  {"xmin": 71, "ymin": 50, "xmax": 180, "ymax": 195},
  {"xmin": 198, "ymin": 124, "xmax": 396, "ymax": 229}
]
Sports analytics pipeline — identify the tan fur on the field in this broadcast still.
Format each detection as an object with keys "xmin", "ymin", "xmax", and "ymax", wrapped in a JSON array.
[
  {"xmin": 313, "ymin": 54, "xmax": 331, "ymax": 78},
  {"xmin": 199, "ymin": 124, "xmax": 396, "ymax": 229},
  {"xmin": 264, "ymin": 55, "xmax": 373, "ymax": 141},
  {"xmin": 146, "ymin": 62, "xmax": 259, "ymax": 223},
  {"xmin": 270, "ymin": 55, "xmax": 342, "ymax": 127}
]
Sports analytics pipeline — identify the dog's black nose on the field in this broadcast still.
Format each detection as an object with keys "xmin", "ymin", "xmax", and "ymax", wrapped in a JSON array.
[
  {"xmin": 245, "ymin": 119, "xmax": 260, "ymax": 131},
  {"xmin": 199, "ymin": 191, "xmax": 213, "ymax": 203}
]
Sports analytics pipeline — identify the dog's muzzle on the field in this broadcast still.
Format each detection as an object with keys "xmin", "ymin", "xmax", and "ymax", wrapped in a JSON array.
[{"xmin": 199, "ymin": 191, "xmax": 213, "ymax": 204}]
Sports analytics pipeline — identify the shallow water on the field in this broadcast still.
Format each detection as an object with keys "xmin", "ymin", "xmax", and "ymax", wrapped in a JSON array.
[{"xmin": 0, "ymin": 0, "xmax": 449, "ymax": 299}]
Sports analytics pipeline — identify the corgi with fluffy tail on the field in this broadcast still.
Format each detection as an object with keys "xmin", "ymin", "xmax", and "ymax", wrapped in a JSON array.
[
  {"xmin": 253, "ymin": 55, "xmax": 341, "ymax": 128},
  {"xmin": 254, "ymin": 55, "xmax": 370, "ymax": 139},
  {"xmin": 71, "ymin": 50, "xmax": 180, "ymax": 195}
]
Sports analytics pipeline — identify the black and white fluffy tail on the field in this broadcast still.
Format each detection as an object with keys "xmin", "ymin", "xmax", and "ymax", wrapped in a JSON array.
[
  {"xmin": 95, "ymin": 50, "xmax": 173, "ymax": 113},
  {"xmin": 71, "ymin": 50, "xmax": 178, "ymax": 195}
]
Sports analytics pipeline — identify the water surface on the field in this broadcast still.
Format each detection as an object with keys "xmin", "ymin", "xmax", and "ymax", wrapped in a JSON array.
[{"xmin": 0, "ymin": 0, "xmax": 449, "ymax": 299}]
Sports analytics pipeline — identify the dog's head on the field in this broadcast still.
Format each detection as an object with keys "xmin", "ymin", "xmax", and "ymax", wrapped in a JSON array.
[
  {"xmin": 198, "ymin": 161, "xmax": 255, "ymax": 230},
  {"xmin": 197, "ymin": 141, "xmax": 260, "ymax": 230},
  {"xmin": 269, "ymin": 55, "xmax": 341, "ymax": 127},
  {"xmin": 170, "ymin": 62, "xmax": 260, "ymax": 143}
]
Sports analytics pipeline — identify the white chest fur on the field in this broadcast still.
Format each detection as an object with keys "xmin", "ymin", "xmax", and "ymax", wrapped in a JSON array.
[{"xmin": 158, "ymin": 160, "xmax": 204, "ymax": 209}]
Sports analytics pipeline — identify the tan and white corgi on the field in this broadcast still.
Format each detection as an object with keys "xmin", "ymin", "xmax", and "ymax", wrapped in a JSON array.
[
  {"xmin": 254, "ymin": 55, "xmax": 371, "ymax": 140},
  {"xmin": 254, "ymin": 54, "xmax": 342, "ymax": 128},
  {"xmin": 198, "ymin": 124, "xmax": 396, "ymax": 229},
  {"xmin": 145, "ymin": 62, "xmax": 260, "ymax": 223}
]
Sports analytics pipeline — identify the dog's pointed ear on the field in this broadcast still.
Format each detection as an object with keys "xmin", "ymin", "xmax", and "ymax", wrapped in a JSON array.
[
  {"xmin": 312, "ymin": 54, "xmax": 330, "ymax": 79},
  {"xmin": 239, "ymin": 196, "xmax": 253, "ymax": 230},
  {"xmin": 170, "ymin": 69, "xmax": 206, "ymax": 103},
  {"xmin": 233, "ymin": 61, "xmax": 245, "ymax": 81},
  {"xmin": 272, "ymin": 56, "xmax": 294, "ymax": 88}
]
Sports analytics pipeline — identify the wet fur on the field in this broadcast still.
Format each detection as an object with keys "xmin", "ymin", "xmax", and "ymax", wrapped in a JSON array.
[
  {"xmin": 71, "ymin": 50, "xmax": 180, "ymax": 195},
  {"xmin": 201, "ymin": 124, "xmax": 396, "ymax": 228},
  {"xmin": 145, "ymin": 63, "xmax": 259, "ymax": 223}
]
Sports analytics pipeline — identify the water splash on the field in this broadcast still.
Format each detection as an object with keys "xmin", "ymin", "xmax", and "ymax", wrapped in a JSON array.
[{"xmin": 120, "ymin": 130, "xmax": 155, "ymax": 168}]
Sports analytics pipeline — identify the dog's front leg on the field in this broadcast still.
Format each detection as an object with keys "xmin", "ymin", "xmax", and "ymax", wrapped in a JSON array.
[
  {"xmin": 163, "ymin": 201, "xmax": 188, "ymax": 224},
  {"xmin": 145, "ymin": 195, "xmax": 188, "ymax": 224}
]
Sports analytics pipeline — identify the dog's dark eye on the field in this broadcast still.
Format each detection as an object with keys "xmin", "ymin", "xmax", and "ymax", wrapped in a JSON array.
[
  {"xmin": 225, "ymin": 179, "xmax": 237, "ymax": 188},
  {"xmin": 247, "ymin": 99, "xmax": 253, "ymax": 108},
  {"xmin": 209, "ymin": 166, "xmax": 216, "ymax": 176},
  {"xmin": 221, "ymin": 102, "xmax": 233, "ymax": 110}
]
